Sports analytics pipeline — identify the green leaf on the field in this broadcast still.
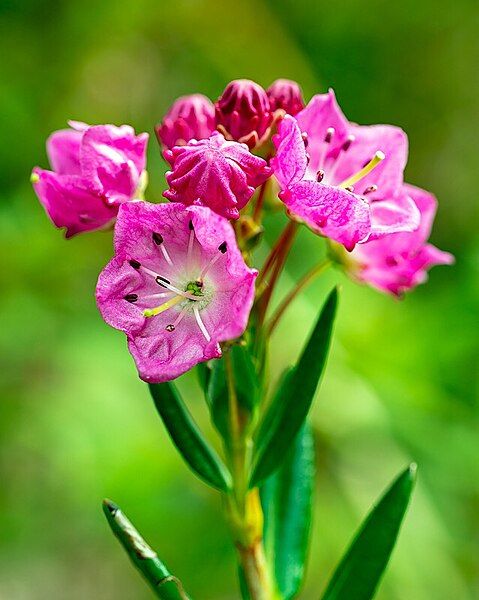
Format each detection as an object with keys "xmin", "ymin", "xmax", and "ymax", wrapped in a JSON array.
[
  {"xmin": 261, "ymin": 424, "xmax": 314, "ymax": 599},
  {"xmin": 321, "ymin": 464, "xmax": 417, "ymax": 600},
  {"xmin": 250, "ymin": 287, "xmax": 338, "ymax": 487},
  {"xmin": 149, "ymin": 382, "xmax": 231, "ymax": 492},
  {"xmin": 103, "ymin": 499, "xmax": 190, "ymax": 599},
  {"xmin": 206, "ymin": 345, "xmax": 260, "ymax": 440}
]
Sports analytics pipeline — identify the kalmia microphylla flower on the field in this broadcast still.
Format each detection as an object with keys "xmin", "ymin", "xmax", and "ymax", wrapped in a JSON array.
[
  {"xmin": 267, "ymin": 79, "xmax": 304, "ymax": 116},
  {"xmin": 31, "ymin": 121, "xmax": 148, "ymax": 237},
  {"xmin": 215, "ymin": 79, "xmax": 273, "ymax": 149},
  {"xmin": 155, "ymin": 94, "xmax": 215, "ymax": 151},
  {"xmin": 272, "ymin": 90, "xmax": 419, "ymax": 250},
  {"xmin": 348, "ymin": 185, "xmax": 454, "ymax": 296},
  {"xmin": 96, "ymin": 201, "xmax": 257, "ymax": 382},
  {"xmin": 163, "ymin": 131, "xmax": 272, "ymax": 219}
]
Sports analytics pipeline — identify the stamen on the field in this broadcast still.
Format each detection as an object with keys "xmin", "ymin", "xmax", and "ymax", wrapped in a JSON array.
[
  {"xmin": 324, "ymin": 127, "xmax": 335, "ymax": 143},
  {"xmin": 345, "ymin": 185, "xmax": 354, "ymax": 193},
  {"xmin": 124, "ymin": 294, "xmax": 138, "ymax": 303},
  {"xmin": 363, "ymin": 184, "xmax": 378, "ymax": 195},
  {"xmin": 193, "ymin": 305, "xmax": 211, "ymax": 341},
  {"xmin": 301, "ymin": 132, "xmax": 308, "ymax": 147},
  {"xmin": 165, "ymin": 306, "xmax": 189, "ymax": 332},
  {"xmin": 129, "ymin": 260, "xmax": 141, "ymax": 270},
  {"xmin": 316, "ymin": 170, "xmax": 325, "ymax": 182},
  {"xmin": 152, "ymin": 232, "xmax": 173, "ymax": 266},
  {"xmin": 341, "ymin": 134, "xmax": 355, "ymax": 152},
  {"xmin": 187, "ymin": 220, "xmax": 195, "ymax": 271},
  {"xmin": 137, "ymin": 265, "xmax": 198, "ymax": 300},
  {"xmin": 143, "ymin": 294, "xmax": 184, "ymax": 318},
  {"xmin": 338, "ymin": 151, "xmax": 385, "ymax": 189},
  {"xmin": 198, "ymin": 242, "xmax": 227, "ymax": 281}
]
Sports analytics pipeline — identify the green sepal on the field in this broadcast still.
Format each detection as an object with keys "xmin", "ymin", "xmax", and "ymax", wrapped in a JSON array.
[
  {"xmin": 102, "ymin": 499, "xmax": 190, "ymax": 600},
  {"xmin": 149, "ymin": 382, "xmax": 232, "ymax": 492},
  {"xmin": 206, "ymin": 345, "xmax": 260, "ymax": 441},
  {"xmin": 250, "ymin": 287, "xmax": 338, "ymax": 487},
  {"xmin": 321, "ymin": 464, "xmax": 417, "ymax": 600},
  {"xmin": 261, "ymin": 423, "xmax": 314, "ymax": 599}
]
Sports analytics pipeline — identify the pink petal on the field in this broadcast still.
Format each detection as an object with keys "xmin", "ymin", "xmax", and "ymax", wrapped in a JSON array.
[
  {"xmin": 367, "ymin": 189, "xmax": 421, "ymax": 241},
  {"xmin": 271, "ymin": 114, "xmax": 308, "ymax": 188},
  {"xmin": 46, "ymin": 129, "xmax": 83, "ymax": 175}
]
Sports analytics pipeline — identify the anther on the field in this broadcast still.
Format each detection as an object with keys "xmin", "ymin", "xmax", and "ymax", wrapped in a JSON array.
[
  {"xmin": 301, "ymin": 132, "xmax": 308, "ymax": 147},
  {"xmin": 316, "ymin": 169, "xmax": 325, "ymax": 182},
  {"xmin": 129, "ymin": 260, "xmax": 141, "ymax": 270},
  {"xmin": 195, "ymin": 280, "xmax": 204, "ymax": 288},
  {"xmin": 342, "ymin": 135, "xmax": 355, "ymax": 152},
  {"xmin": 188, "ymin": 220, "xmax": 194, "ymax": 231},
  {"xmin": 324, "ymin": 127, "xmax": 335, "ymax": 144},
  {"xmin": 363, "ymin": 185, "xmax": 378, "ymax": 195},
  {"xmin": 165, "ymin": 324, "xmax": 175, "ymax": 332},
  {"xmin": 152, "ymin": 232, "xmax": 163, "ymax": 245},
  {"xmin": 156, "ymin": 276, "xmax": 171, "ymax": 288},
  {"xmin": 124, "ymin": 293, "xmax": 138, "ymax": 303},
  {"xmin": 345, "ymin": 185, "xmax": 354, "ymax": 192},
  {"xmin": 218, "ymin": 241, "xmax": 227, "ymax": 253}
]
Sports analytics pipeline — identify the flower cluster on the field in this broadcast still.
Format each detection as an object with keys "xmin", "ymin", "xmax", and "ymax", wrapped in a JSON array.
[{"xmin": 32, "ymin": 78, "xmax": 453, "ymax": 382}]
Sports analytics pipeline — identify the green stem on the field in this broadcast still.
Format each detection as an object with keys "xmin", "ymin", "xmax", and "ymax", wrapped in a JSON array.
[
  {"xmin": 266, "ymin": 259, "xmax": 332, "ymax": 336},
  {"xmin": 103, "ymin": 500, "xmax": 190, "ymax": 600}
]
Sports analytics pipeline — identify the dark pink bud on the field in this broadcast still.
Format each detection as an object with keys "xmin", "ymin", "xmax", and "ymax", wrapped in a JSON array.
[
  {"xmin": 267, "ymin": 79, "xmax": 305, "ymax": 116},
  {"xmin": 155, "ymin": 94, "xmax": 215, "ymax": 150},
  {"xmin": 215, "ymin": 79, "xmax": 273, "ymax": 149}
]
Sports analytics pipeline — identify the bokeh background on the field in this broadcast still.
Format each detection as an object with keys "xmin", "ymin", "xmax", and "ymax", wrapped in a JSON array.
[{"xmin": 1, "ymin": 0, "xmax": 478, "ymax": 598}]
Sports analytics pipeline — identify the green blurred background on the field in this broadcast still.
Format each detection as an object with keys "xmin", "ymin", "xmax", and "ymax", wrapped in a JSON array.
[{"xmin": 1, "ymin": 0, "xmax": 478, "ymax": 598}]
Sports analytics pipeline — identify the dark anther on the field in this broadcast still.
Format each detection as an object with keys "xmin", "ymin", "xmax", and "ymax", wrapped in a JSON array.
[
  {"xmin": 218, "ymin": 241, "xmax": 227, "ymax": 253},
  {"xmin": 165, "ymin": 324, "xmax": 175, "ymax": 332},
  {"xmin": 152, "ymin": 232, "xmax": 163, "ymax": 245},
  {"xmin": 324, "ymin": 127, "xmax": 334, "ymax": 143},
  {"xmin": 129, "ymin": 260, "xmax": 141, "ymax": 269},
  {"xmin": 124, "ymin": 293, "xmax": 138, "ymax": 303},
  {"xmin": 301, "ymin": 132, "xmax": 308, "ymax": 147},
  {"xmin": 345, "ymin": 185, "xmax": 354, "ymax": 192},
  {"xmin": 342, "ymin": 136, "xmax": 354, "ymax": 152},
  {"xmin": 156, "ymin": 276, "xmax": 171, "ymax": 288},
  {"xmin": 316, "ymin": 169, "xmax": 325, "ymax": 182},
  {"xmin": 195, "ymin": 280, "xmax": 204, "ymax": 288},
  {"xmin": 188, "ymin": 220, "xmax": 194, "ymax": 230},
  {"xmin": 363, "ymin": 185, "xmax": 378, "ymax": 195}
]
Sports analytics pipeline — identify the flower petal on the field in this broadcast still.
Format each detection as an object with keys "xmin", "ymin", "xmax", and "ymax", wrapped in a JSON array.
[
  {"xmin": 367, "ymin": 189, "xmax": 421, "ymax": 241},
  {"xmin": 46, "ymin": 128, "xmax": 83, "ymax": 175},
  {"xmin": 271, "ymin": 114, "xmax": 308, "ymax": 188}
]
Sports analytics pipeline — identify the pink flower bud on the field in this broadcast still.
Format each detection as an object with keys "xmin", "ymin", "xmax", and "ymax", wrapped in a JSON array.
[
  {"xmin": 155, "ymin": 94, "xmax": 215, "ymax": 150},
  {"xmin": 215, "ymin": 79, "xmax": 273, "ymax": 149},
  {"xmin": 267, "ymin": 79, "xmax": 305, "ymax": 116}
]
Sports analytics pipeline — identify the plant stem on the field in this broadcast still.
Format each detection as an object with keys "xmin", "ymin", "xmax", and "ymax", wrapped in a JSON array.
[
  {"xmin": 257, "ymin": 220, "xmax": 298, "ymax": 290},
  {"xmin": 224, "ymin": 353, "xmax": 274, "ymax": 600},
  {"xmin": 266, "ymin": 259, "xmax": 332, "ymax": 336},
  {"xmin": 252, "ymin": 179, "xmax": 269, "ymax": 224}
]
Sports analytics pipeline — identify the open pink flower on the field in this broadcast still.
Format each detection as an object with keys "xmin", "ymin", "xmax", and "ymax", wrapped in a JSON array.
[
  {"xmin": 31, "ymin": 121, "xmax": 148, "ymax": 237},
  {"xmin": 96, "ymin": 201, "xmax": 257, "ymax": 382},
  {"xmin": 271, "ymin": 90, "xmax": 418, "ymax": 250},
  {"xmin": 155, "ymin": 94, "xmax": 215, "ymax": 150},
  {"xmin": 215, "ymin": 79, "xmax": 273, "ymax": 149},
  {"xmin": 350, "ymin": 185, "xmax": 454, "ymax": 296},
  {"xmin": 163, "ymin": 131, "xmax": 271, "ymax": 220}
]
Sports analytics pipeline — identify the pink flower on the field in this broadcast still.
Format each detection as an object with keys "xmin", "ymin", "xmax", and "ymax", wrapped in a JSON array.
[
  {"xmin": 350, "ymin": 185, "xmax": 454, "ymax": 296},
  {"xmin": 31, "ymin": 121, "xmax": 148, "ymax": 237},
  {"xmin": 163, "ymin": 132, "xmax": 272, "ymax": 220},
  {"xmin": 271, "ymin": 90, "xmax": 418, "ymax": 250},
  {"xmin": 267, "ymin": 79, "xmax": 304, "ymax": 116},
  {"xmin": 96, "ymin": 201, "xmax": 257, "ymax": 382},
  {"xmin": 215, "ymin": 79, "xmax": 273, "ymax": 149},
  {"xmin": 155, "ymin": 94, "xmax": 215, "ymax": 150}
]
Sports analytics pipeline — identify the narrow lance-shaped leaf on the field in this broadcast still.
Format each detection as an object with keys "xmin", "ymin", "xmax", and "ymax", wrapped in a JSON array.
[
  {"xmin": 321, "ymin": 464, "xmax": 417, "ymax": 600},
  {"xmin": 206, "ymin": 345, "xmax": 260, "ymax": 441},
  {"xmin": 149, "ymin": 382, "xmax": 232, "ymax": 492},
  {"xmin": 250, "ymin": 287, "xmax": 338, "ymax": 487},
  {"xmin": 103, "ymin": 499, "xmax": 190, "ymax": 600},
  {"xmin": 261, "ymin": 423, "xmax": 315, "ymax": 599}
]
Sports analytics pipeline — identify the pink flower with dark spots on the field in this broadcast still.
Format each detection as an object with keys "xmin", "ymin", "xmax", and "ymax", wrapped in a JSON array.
[
  {"xmin": 96, "ymin": 201, "xmax": 257, "ymax": 382},
  {"xmin": 271, "ymin": 90, "xmax": 418, "ymax": 250},
  {"xmin": 267, "ymin": 79, "xmax": 304, "ymax": 116},
  {"xmin": 163, "ymin": 132, "xmax": 272, "ymax": 220},
  {"xmin": 31, "ymin": 121, "xmax": 148, "ymax": 237},
  {"xmin": 350, "ymin": 185, "xmax": 454, "ymax": 296},
  {"xmin": 215, "ymin": 79, "xmax": 273, "ymax": 149},
  {"xmin": 155, "ymin": 94, "xmax": 215, "ymax": 151}
]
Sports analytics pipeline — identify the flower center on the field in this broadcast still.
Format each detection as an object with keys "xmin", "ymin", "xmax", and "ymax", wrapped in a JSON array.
[{"xmin": 123, "ymin": 224, "xmax": 227, "ymax": 342}]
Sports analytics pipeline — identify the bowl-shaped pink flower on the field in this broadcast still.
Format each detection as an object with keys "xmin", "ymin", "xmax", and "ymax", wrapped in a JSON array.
[
  {"xmin": 155, "ymin": 94, "xmax": 215, "ymax": 150},
  {"xmin": 350, "ymin": 185, "xmax": 454, "ymax": 296},
  {"xmin": 31, "ymin": 121, "xmax": 148, "ymax": 237},
  {"xmin": 163, "ymin": 132, "xmax": 272, "ymax": 220},
  {"xmin": 272, "ymin": 90, "xmax": 420, "ymax": 250},
  {"xmin": 96, "ymin": 201, "xmax": 257, "ymax": 382}
]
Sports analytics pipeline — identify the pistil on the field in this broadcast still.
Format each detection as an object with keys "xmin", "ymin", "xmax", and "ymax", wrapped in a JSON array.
[
  {"xmin": 143, "ymin": 294, "xmax": 184, "ymax": 318},
  {"xmin": 338, "ymin": 151, "xmax": 385, "ymax": 189}
]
